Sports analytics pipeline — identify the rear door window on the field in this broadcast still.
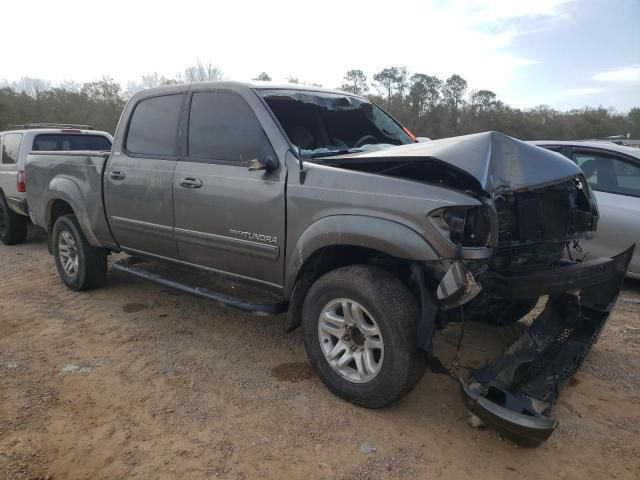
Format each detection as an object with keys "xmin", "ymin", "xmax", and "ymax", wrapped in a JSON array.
[
  {"xmin": 1, "ymin": 133, "xmax": 23, "ymax": 164},
  {"xmin": 187, "ymin": 91, "xmax": 274, "ymax": 164},
  {"xmin": 33, "ymin": 134, "xmax": 112, "ymax": 151},
  {"xmin": 573, "ymin": 151, "xmax": 640, "ymax": 197},
  {"xmin": 126, "ymin": 94, "xmax": 186, "ymax": 157}
]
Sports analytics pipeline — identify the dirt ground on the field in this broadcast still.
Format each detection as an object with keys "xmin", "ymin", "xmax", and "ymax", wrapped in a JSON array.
[{"xmin": 1, "ymin": 227, "xmax": 639, "ymax": 480}]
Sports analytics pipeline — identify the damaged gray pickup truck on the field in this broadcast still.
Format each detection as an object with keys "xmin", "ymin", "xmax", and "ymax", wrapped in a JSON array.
[{"xmin": 25, "ymin": 82, "xmax": 634, "ymax": 445}]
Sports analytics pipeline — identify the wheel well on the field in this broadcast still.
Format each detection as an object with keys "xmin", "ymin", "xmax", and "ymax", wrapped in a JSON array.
[
  {"xmin": 298, "ymin": 245, "xmax": 412, "ymax": 288},
  {"xmin": 47, "ymin": 199, "xmax": 74, "ymax": 253},
  {"xmin": 284, "ymin": 245, "xmax": 415, "ymax": 332},
  {"xmin": 48, "ymin": 199, "xmax": 74, "ymax": 228}
]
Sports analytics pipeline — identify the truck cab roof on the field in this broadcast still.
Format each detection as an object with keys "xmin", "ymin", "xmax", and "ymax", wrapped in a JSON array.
[{"xmin": 128, "ymin": 80, "xmax": 364, "ymax": 100}]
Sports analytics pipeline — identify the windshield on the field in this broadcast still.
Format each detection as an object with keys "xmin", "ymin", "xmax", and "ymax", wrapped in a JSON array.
[{"xmin": 259, "ymin": 89, "xmax": 414, "ymax": 157}]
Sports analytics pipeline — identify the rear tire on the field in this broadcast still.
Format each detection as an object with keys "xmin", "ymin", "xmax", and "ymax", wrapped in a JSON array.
[
  {"xmin": 0, "ymin": 194, "xmax": 27, "ymax": 245},
  {"xmin": 52, "ymin": 214, "xmax": 107, "ymax": 291},
  {"xmin": 302, "ymin": 265, "xmax": 427, "ymax": 408}
]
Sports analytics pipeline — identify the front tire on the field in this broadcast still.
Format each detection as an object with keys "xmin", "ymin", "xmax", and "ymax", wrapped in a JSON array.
[
  {"xmin": 0, "ymin": 194, "xmax": 27, "ymax": 245},
  {"xmin": 52, "ymin": 214, "xmax": 107, "ymax": 291},
  {"xmin": 302, "ymin": 265, "xmax": 427, "ymax": 408}
]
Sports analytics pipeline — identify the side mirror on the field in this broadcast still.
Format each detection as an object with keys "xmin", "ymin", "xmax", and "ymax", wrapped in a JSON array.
[{"xmin": 248, "ymin": 156, "xmax": 279, "ymax": 172}]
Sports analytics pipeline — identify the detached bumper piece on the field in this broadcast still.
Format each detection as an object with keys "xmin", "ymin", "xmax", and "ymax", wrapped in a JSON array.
[{"xmin": 462, "ymin": 245, "xmax": 635, "ymax": 446}]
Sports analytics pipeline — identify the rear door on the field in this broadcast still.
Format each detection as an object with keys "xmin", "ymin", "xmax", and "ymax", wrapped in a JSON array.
[
  {"xmin": 173, "ymin": 89, "xmax": 286, "ymax": 288},
  {"xmin": 571, "ymin": 148, "xmax": 640, "ymax": 274},
  {"xmin": 104, "ymin": 93, "xmax": 186, "ymax": 258}
]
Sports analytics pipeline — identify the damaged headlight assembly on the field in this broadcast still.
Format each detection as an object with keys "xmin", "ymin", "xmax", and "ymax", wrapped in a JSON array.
[
  {"xmin": 427, "ymin": 206, "xmax": 492, "ymax": 310},
  {"xmin": 428, "ymin": 205, "xmax": 492, "ymax": 248}
]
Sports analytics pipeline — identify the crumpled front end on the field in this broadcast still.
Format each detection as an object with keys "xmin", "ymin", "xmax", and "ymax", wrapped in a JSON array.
[
  {"xmin": 315, "ymin": 131, "xmax": 634, "ymax": 444},
  {"xmin": 461, "ymin": 246, "xmax": 634, "ymax": 445}
]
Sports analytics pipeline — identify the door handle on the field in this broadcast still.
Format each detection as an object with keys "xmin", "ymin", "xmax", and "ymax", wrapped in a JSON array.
[
  {"xmin": 179, "ymin": 177, "xmax": 203, "ymax": 188},
  {"xmin": 110, "ymin": 171, "xmax": 126, "ymax": 180}
]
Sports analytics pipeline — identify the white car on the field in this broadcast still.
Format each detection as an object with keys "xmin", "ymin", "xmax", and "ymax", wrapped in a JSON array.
[
  {"xmin": 0, "ymin": 124, "xmax": 112, "ymax": 244},
  {"xmin": 534, "ymin": 140, "xmax": 640, "ymax": 278}
]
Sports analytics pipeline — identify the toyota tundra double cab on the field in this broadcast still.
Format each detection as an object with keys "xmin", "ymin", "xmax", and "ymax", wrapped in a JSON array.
[
  {"xmin": 24, "ymin": 82, "xmax": 634, "ymax": 445},
  {"xmin": 0, "ymin": 124, "xmax": 112, "ymax": 244}
]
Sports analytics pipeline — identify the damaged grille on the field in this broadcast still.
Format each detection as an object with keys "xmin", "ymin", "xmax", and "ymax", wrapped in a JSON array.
[{"xmin": 495, "ymin": 176, "xmax": 596, "ymax": 244}]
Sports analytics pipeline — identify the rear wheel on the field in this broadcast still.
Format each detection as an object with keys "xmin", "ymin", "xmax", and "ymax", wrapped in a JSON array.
[
  {"xmin": 0, "ymin": 194, "xmax": 27, "ymax": 245},
  {"xmin": 52, "ymin": 214, "xmax": 107, "ymax": 291},
  {"xmin": 302, "ymin": 265, "xmax": 427, "ymax": 408}
]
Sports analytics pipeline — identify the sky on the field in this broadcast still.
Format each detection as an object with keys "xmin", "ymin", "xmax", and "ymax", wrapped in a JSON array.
[{"xmin": 1, "ymin": 0, "xmax": 638, "ymax": 111}]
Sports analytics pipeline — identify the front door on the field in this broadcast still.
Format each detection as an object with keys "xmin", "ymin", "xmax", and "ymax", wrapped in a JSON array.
[
  {"xmin": 104, "ymin": 93, "xmax": 186, "ymax": 258},
  {"xmin": 173, "ymin": 90, "xmax": 286, "ymax": 288}
]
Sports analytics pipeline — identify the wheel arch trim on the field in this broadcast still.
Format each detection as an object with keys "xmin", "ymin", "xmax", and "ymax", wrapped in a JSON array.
[
  {"xmin": 44, "ymin": 178, "xmax": 101, "ymax": 248},
  {"xmin": 284, "ymin": 215, "xmax": 439, "ymax": 298}
]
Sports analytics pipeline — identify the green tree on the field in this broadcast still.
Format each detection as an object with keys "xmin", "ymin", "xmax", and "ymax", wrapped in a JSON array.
[
  {"xmin": 253, "ymin": 72, "xmax": 272, "ymax": 81},
  {"xmin": 443, "ymin": 74, "xmax": 468, "ymax": 110},
  {"xmin": 183, "ymin": 60, "xmax": 224, "ymax": 82},
  {"xmin": 469, "ymin": 89, "xmax": 497, "ymax": 112},
  {"xmin": 373, "ymin": 67, "xmax": 400, "ymax": 104},
  {"xmin": 408, "ymin": 74, "xmax": 442, "ymax": 115},
  {"xmin": 341, "ymin": 70, "xmax": 368, "ymax": 95},
  {"xmin": 81, "ymin": 76, "xmax": 123, "ymax": 104},
  {"xmin": 628, "ymin": 107, "xmax": 640, "ymax": 138}
]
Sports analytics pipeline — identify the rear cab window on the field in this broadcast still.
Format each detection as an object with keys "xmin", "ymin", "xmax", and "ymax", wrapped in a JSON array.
[
  {"xmin": 33, "ymin": 134, "xmax": 112, "ymax": 151},
  {"xmin": 1, "ymin": 133, "xmax": 23, "ymax": 164},
  {"xmin": 126, "ymin": 94, "xmax": 186, "ymax": 157}
]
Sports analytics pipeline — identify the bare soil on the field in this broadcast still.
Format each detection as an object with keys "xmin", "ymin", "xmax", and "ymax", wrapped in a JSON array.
[{"xmin": 1, "ymin": 227, "xmax": 639, "ymax": 479}]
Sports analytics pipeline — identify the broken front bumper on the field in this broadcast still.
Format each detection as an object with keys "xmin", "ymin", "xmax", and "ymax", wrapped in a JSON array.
[{"xmin": 461, "ymin": 245, "xmax": 635, "ymax": 446}]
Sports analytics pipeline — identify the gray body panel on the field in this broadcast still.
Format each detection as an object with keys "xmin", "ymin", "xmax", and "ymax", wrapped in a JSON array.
[
  {"xmin": 25, "ymin": 151, "xmax": 116, "ymax": 247},
  {"xmin": 173, "ymin": 161, "xmax": 286, "ymax": 288},
  {"xmin": 283, "ymin": 153, "xmax": 482, "ymax": 295},
  {"xmin": 104, "ymin": 156, "xmax": 178, "ymax": 258}
]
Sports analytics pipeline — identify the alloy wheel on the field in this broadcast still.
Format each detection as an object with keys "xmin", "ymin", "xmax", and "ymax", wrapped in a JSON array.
[
  {"xmin": 58, "ymin": 230, "xmax": 79, "ymax": 276},
  {"xmin": 317, "ymin": 298, "xmax": 384, "ymax": 383}
]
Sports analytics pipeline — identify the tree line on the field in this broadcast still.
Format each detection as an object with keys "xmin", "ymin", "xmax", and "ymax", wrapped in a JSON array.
[{"xmin": 1, "ymin": 62, "xmax": 639, "ymax": 140}]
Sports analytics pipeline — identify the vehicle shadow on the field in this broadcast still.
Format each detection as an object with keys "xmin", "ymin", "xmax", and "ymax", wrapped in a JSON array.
[{"xmin": 26, "ymin": 223, "xmax": 47, "ymax": 243}]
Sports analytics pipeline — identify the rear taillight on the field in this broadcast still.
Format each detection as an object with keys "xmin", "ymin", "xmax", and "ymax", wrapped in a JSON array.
[{"xmin": 17, "ymin": 170, "xmax": 26, "ymax": 193}]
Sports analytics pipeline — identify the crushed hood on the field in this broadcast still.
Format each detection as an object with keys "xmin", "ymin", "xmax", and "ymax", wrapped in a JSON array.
[{"xmin": 318, "ymin": 132, "xmax": 582, "ymax": 194}]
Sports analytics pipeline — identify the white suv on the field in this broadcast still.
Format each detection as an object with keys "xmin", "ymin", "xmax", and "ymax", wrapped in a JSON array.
[{"xmin": 0, "ymin": 124, "xmax": 112, "ymax": 244}]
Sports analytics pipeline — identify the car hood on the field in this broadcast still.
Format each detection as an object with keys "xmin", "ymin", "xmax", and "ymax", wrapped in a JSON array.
[{"xmin": 316, "ymin": 131, "xmax": 582, "ymax": 195}]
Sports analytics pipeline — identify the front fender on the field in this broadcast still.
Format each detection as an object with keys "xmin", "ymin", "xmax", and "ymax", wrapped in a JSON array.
[
  {"xmin": 45, "ymin": 177, "xmax": 101, "ymax": 247},
  {"xmin": 284, "ymin": 215, "xmax": 439, "ymax": 297}
]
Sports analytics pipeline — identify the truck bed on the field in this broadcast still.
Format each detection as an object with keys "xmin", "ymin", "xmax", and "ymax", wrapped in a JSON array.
[{"xmin": 26, "ymin": 150, "xmax": 116, "ymax": 248}]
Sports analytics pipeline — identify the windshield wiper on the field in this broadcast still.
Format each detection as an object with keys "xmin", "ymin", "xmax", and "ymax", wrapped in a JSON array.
[{"xmin": 309, "ymin": 148, "xmax": 364, "ymax": 158}]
